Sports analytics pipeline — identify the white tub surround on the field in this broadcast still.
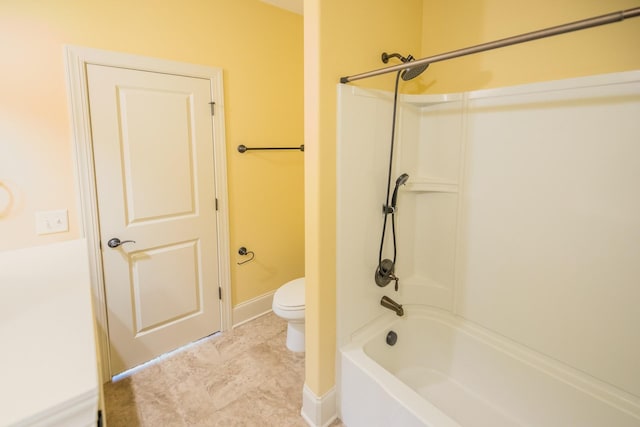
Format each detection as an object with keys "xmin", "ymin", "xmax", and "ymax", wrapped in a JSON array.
[
  {"xmin": 0, "ymin": 240, "xmax": 99, "ymax": 427},
  {"xmin": 342, "ymin": 307, "xmax": 640, "ymax": 427},
  {"xmin": 336, "ymin": 71, "xmax": 640, "ymax": 426}
]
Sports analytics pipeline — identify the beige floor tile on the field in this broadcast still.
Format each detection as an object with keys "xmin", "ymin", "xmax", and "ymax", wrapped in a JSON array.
[{"xmin": 104, "ymin": 313, "xmax": 341, "ymax": 426}]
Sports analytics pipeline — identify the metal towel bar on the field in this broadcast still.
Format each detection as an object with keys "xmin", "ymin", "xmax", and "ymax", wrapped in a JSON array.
[{"xmin": 237, "ymin": 144, "xmax": 304, "ymax": 153}]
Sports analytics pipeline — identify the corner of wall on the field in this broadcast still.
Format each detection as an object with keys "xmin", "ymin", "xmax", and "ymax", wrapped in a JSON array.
[{"xmin": 301, "ymin": 383, "xmax": 337, "ymax": 427}]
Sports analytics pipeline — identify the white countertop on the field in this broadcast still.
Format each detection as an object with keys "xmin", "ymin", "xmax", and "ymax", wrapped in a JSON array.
[{"xmin": 0, "ymin": 240, "xmax": 99, "ymax": 427}]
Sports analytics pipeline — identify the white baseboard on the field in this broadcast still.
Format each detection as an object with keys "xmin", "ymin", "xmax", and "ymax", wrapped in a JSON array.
[
  {"xmin": 301, "ymin": 383, "xmax": 337, "ymax": 427},
  {"xmin": 232, "ymin": 290, "xmax": 275, "ymax": 327}
]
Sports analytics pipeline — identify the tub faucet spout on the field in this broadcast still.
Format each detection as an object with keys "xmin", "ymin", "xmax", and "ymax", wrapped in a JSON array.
[{"xmin": 380, "ymin": 295, "xmax": 404, "ymax": 316}]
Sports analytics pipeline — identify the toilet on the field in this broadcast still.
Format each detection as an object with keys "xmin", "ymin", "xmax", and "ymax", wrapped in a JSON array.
[{"xmin": 272, "ymin": 277, "xmax": 305, "ymax": 352}]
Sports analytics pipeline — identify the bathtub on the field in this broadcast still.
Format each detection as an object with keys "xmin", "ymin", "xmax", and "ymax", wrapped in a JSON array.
[{"xmin": 340, "ymin": 306, "xmax": 640, "ymax": 427}]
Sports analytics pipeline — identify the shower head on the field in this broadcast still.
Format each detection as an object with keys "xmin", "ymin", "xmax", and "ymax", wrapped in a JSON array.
[
  {"xmin": 395, "ymin": 173, "xmax": 410, "ymax": 187},
  {"xmin": 391, "ymin": 173, "xmax": 409, "ymax": 209},
  {"xmin": 400, "ymin": 55, "xmax": 429, "ymax": 81},
  {"xmin": 381, "ymin": 52, "xmax": 429, "ymax": 81}
]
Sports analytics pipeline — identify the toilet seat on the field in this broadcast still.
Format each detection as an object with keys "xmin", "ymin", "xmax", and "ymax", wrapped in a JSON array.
[
  {"xmin": 273, "ymin": 277, "xmax": 305, "ymax": 322},
  {"xmin": 273, "ymin": 277, "xmax": 305, "ymax": 310}
]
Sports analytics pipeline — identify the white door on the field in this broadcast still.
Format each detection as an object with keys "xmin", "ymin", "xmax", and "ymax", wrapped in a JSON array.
[{"xmin": 87, "ymin": 64, "xmax": 221, "ymax": 376}]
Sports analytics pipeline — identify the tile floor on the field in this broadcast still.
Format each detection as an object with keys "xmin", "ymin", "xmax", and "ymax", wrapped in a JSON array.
[{"xmin": 104, "ymin": 313, "xmax": 343, "ymax": 426}]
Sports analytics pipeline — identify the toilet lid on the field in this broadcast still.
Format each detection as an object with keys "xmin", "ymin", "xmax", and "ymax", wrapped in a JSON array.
[{"xmin": 274, "ymin": 278, "xmax": 305, "ymax": 309}]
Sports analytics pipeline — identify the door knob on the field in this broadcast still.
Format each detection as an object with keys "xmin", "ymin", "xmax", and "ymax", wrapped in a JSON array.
[{"xmin": 107, "ymin": 238, "xmax": 136, "ymax": 248}]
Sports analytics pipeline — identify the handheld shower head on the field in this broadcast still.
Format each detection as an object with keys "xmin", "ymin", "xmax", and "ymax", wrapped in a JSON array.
[
  {"xmin": 395, "ymin": 173, "xmax": 410, "ymax": 187},
  {"xmin": 381, "ymin": 52, "xmax": 429, "ymax": 81},
  {"xmin": 391, "ymin": 173, "xmax": 409, "ymax": 209}
]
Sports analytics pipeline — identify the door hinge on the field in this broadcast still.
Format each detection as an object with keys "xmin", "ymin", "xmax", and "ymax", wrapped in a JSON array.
[
  {"xmin": 215, "ymin": 198, "xmax": 219, "ymax": 211},
  {"xmin": 209, "ymin": 101, "xmax": 215, "ymax": 116},
  {"xmin": 218, "ymin": 286, "xmax": 222, "ymax": 300}
]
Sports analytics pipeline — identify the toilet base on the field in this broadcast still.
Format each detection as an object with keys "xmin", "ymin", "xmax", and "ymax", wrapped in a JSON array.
[{"xmin": 286, "ymin": 321, "xmax": 305, "ymax": 352}]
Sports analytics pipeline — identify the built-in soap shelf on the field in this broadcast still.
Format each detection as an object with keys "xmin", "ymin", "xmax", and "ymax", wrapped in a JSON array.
[{"xmin": 405, "ymin": 178, "xmax": 458, "ymax": 193}]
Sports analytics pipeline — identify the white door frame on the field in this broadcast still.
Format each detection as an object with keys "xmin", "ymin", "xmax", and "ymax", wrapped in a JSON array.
[{"xmin": 64, "ymin": 45, "xmax": 232, "ymax": 381}]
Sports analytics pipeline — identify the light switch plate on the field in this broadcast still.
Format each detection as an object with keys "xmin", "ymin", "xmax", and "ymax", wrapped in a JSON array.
[{"xmin": 36, "ymin": 209, "xmax": 69, "ymax": 235}]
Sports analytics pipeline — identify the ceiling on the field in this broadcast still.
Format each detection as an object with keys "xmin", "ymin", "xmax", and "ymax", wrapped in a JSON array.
[{"xmin": 261, "ymin": 0, "xmax": 303, "ymax": 15}]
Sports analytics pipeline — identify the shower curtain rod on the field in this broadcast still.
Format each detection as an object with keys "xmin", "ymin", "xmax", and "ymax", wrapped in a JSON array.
[{"xmin": 340, "ymin": 7, "xmax": 640, "ymax": 84}]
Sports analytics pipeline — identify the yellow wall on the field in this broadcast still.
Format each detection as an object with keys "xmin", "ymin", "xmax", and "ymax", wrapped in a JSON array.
[
  {"xmin": 421, "ymin": 0, "xmax": 640, "ymax": 92},
  {"xmin": 0, "ymin": 0, "xmax": 304, "ymax": 306},
  {"xmin": 304, "ymin": 0, "xmax": 423, "ymax": 397},
  {"xmin": 305, "ymin": 0, "xmax": 639, "ymax": 400}
]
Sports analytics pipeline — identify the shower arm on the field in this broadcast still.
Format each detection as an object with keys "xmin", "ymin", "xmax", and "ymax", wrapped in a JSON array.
[{"xmin": 340, "ymin": 7, "xmax": 640, "ymax": 84}]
